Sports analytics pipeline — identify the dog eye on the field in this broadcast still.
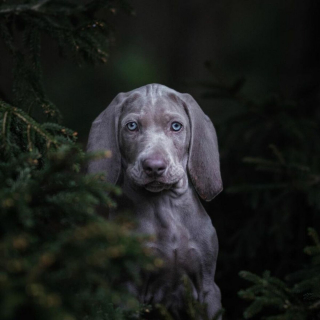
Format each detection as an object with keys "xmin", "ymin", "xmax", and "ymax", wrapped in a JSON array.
[
  {"xmin": 171, "ymin": 122, "xmax": 182, "ymax": 131},
  {"xmin": 126, "ymin": 121, "xmax": 138, "ymax": 131}
]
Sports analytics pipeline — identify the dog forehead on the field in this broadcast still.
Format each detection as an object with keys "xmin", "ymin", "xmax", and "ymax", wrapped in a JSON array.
[{"xmin": 121, "ymin": 94, "xmax": 187, "ymax": 123}]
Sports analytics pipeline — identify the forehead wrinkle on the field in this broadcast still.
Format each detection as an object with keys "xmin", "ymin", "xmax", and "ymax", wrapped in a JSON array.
[
  {"xmin": 122, "ymin": 95, "xmax": 155, "ymax": 113},
  {"xmin": 145, "ymin": 83, "xmax": 164, "ymax": 104},
  {"xmin": 156, "ymin": 112, "xmax": 187, "ymax": 123},
  {"xmin": 121, "ymin": 94, "xmax": 188, "ymax": 127},
  {"xmin": 154, "ymin": 98, "xmax": 188, "ymax": 120},
  {"xmin": 120, "ymin": 105, "xmax": 155, "ymax": 129}
]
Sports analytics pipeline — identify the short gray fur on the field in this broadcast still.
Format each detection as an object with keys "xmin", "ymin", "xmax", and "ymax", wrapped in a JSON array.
[{"xmin": 87, "ymin": 84, "xmax": 223, "ymax": 319}]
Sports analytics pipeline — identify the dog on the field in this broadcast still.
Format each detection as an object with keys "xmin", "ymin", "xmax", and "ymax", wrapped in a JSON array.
[{"xmin": 87, "ymin": 84, "xmax": 223, "ymax": 319}]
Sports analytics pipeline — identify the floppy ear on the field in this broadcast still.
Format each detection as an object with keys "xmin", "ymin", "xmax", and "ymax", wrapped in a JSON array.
[
  {"xmin": 87, "ymin": 92, "xmax": 128, "ymax": 185},
  {"xmin": 180, "ymin": 93, "xmax": 223, "ymax": 201}
]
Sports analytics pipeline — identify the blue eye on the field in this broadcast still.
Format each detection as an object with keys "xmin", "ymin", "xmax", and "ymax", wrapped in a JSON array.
[
  {"xmin": 126, "ymin": 121, "xmax": 138, "ymax": 131},
  {"xmin": 171, "ymin": 122, "xmax": 182, "ymax": 131}
]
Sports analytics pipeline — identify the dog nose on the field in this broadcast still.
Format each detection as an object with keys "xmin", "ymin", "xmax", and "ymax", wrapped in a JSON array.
[{"xmin": 142, "ymin": 157, "xmax": 167, "ymax": 177}]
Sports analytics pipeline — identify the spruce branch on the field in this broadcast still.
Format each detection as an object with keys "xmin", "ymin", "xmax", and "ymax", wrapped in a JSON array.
[
  {"xmin": 0, "ymin": 100, "xmax": 58, "ymax": 147},
  {"xmin": 239, "ymin": 229, "xmax": 320, "ymax": 319}
]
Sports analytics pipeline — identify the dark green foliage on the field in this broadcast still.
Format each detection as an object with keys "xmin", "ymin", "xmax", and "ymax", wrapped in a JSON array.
[
  {"xmin": 202, "ymin": 64, "xmax": 320, "ymax": 268},
  {"xmin": 239, "ymin": 228, "xmax": 320, "ymax": 320},
  {"xmin": 201, "ymin": 63, "xmax": 320, "ymax": 319},
  {"xmin": 0, "ymin": 0, "xmax": 133, "ymax": 120},
  {"xmin": 0, "ymin": 148, "xmax": 153, "ymax": 318},
  {"xmin": 0, "ymin": 1, "xmax": 157, "ymax": 320}
]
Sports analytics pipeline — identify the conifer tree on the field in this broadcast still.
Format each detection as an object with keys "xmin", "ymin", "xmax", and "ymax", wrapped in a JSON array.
[{"xmin": 0, "ymin": 1, "xmax": 155, "ymax": 320}]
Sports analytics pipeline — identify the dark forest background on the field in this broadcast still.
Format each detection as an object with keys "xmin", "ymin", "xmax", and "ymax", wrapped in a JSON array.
[{"xmin": 1, "ymin": 1, "xmax": 320, "ymax": 319}]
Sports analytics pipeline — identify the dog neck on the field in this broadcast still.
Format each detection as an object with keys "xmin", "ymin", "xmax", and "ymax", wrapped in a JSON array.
[{"xmin": 120, "ymin": 173, "xmax": 206, "ymax": 224}]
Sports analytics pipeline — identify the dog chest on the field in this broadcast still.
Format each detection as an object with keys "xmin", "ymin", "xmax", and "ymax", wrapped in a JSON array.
[{"xmin": 142, "ymin": 212, "xmax": 213, "ymax": 275}]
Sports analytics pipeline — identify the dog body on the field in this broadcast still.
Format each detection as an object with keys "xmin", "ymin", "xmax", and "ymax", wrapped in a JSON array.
[{"xmin": 87, "ymin": 84, "xmax": 222, "ymax": 319}]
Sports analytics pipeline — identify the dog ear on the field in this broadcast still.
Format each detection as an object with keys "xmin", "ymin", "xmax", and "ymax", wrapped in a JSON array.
[
  {"xmin": 180, "ymin": 93, "xmax": 223, "ymax": 201},
  {"xmin": 87, "ymin": 92, "xmax": 128, "ymax": 185}
]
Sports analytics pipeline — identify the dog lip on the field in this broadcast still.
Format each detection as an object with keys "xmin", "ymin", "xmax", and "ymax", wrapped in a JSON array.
[
  {"xmin": 145, "ymin": 180, "xmax": 173, "ymax": 187},
  {"xmin": 144, "ymin": 180, "xmax": 172, "ymax": 192},
  {"xmin": 147, "ymin": 181, "xmax": 165, "ymax": 186}
]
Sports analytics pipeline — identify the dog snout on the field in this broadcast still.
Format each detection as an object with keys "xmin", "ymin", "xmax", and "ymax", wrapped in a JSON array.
[{"xmin": 142, "ymin": 156, "xmax": 167, "ymax": 177}]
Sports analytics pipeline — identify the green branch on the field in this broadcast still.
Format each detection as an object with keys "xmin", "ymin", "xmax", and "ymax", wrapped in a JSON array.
[{"xmin": 0, "ymin": 100, "xmax": 58, "ymax": 147}]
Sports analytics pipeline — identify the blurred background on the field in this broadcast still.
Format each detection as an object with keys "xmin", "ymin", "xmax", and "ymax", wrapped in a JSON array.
[
  {"xmin": 35, "ymin": 0, "xmax": 320, "ymax": 140},
  {"xmin": 1, "ymin": 0, "xmax": 319, "ymax": 319}
]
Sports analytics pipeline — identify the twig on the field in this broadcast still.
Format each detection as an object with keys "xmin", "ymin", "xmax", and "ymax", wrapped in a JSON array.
[
  {"xmin": 2, "ymin": 110, "xmax": 8, "ymax": 139},
  {"xmin": 12, "ymin": 108, "xmax": 57, "ymax": 146},
  {"xmin": 0, "ymin": 100, "xmax": 58, "ymax": 146},
  {"xmin": 27, "ymin": 124, "xmax": 32, "ymax": 151},
  {"xmin": 33, "ymin": 0, "xmax": 50, "ymax": 10},
  {"xmin": 309, "ymin": 299, "xmax": 320, "ymax": 310},
  {"xmin": 0, "ymin": 0, "xmax": 50, "ymax": 15}
]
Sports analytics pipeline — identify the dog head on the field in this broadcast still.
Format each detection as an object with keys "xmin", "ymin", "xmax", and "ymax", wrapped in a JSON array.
[{"xmin": 87, "ymin": 84, "xmax": 222, "ymax": 201}]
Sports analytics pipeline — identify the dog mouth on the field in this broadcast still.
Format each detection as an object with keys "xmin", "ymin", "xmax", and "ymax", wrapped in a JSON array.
[{"xmin": 144, "ymin": 181, "xmax": 171, "ymax": 192}]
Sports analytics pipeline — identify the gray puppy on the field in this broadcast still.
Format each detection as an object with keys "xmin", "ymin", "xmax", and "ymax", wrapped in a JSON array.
[{"xmin": 87, "ymin": 84, "xmax": 223, "ymax": 319}]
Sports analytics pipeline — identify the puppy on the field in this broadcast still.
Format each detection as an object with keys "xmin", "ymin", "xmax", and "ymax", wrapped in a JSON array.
[{"xmin": 87, "ymin": 84, "xmax": 223, "ymax": 319}]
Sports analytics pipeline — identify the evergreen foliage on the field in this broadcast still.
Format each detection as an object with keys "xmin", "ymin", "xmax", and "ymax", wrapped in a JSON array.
[
  {"xmin": 201, "ymin": 62, "xmax": 320, "ymax": 319},
  {"xmin": 239, "ymin": 228, "xmax": 320, "ymax": 320},
  {"xmin": 0, "ymin": 1, "xmax": 156, "ymax": 319}
]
